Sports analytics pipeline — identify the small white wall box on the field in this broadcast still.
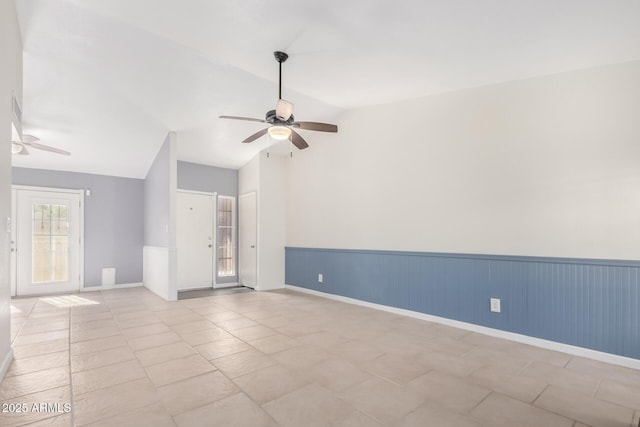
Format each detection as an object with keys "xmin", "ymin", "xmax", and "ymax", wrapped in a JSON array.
[
  {"xmin": 102, "ymin": 268, "xmax": 116, "ymax": 287},
  {"xmin": 490, "ymin": 298, "xmax": 501, "ymax": 313}
]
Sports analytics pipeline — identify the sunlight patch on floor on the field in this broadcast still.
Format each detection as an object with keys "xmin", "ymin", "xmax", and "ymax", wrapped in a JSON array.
[{"xmin": 40, "ymin": 295, "xmax": 101, "ymax": 308}]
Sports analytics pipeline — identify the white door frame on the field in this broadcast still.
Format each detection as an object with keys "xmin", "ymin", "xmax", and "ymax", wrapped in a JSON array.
[
  {"xmin": 11, "ymin": 185, "xmax": 85, "ymax": 296},
  {"xmin": 176, "ymin": 189, "xmax": 217, "ymax": 290},
  {"xmin": 238, "ymin": 192, "xmax": 257, "ymax": 289}
]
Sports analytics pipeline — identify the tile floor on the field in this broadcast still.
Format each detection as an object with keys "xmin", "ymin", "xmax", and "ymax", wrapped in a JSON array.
[{"xmin": 2, "ymin": 287, "xmax": 640, "ymax": 427}]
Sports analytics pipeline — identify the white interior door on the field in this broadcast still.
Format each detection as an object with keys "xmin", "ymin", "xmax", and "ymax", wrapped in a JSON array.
[
  {"xmin": 239, "ymin": 192, "xmax": 257, "ymax": 289},
  {"xmin": 16, "ymin": 188, "xmax": 81, "ymax": 296},
  {"xmin": 177, "ymin": 191, "xmax": 214, "ymax": 290}
]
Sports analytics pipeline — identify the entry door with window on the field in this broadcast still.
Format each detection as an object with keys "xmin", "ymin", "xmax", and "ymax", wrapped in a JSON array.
[{"xmin": 15, "ymin": 188, "xmax": 82, "ymax": 296}]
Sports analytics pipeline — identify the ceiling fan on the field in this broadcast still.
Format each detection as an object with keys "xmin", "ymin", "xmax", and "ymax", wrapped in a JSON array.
[
  {"xmin": 219, "ymin": 51, "xmax": 338, "ymax": 150},
  {"xmin": 12, "ymin": 134, "xmax": 71, "ymax": 156}
]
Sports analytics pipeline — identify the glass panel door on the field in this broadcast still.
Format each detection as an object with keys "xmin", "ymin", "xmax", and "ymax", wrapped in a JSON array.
[{"xmin": 16, "ymin": 189, "xmax": 81, "ymax": 296}]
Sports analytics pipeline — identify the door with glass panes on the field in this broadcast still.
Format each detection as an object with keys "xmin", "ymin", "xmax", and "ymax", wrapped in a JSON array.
[{"xmin": 15, "ymin": 188, "xmax": 81, "ymax": 296}]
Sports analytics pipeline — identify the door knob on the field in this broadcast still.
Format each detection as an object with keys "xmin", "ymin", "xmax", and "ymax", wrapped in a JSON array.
[
  {"xmin": 250, "ymin": 245, "xmax": 255, "ymax": 248},
  {"xmin": 208, "ymin": 244, "xmax": 212, "ymax": 248}
]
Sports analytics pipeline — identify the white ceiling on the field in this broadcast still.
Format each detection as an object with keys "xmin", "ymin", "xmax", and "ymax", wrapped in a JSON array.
[{"xmin": 11, "ymin": 0, "xmax": 640, "ymax": 178}]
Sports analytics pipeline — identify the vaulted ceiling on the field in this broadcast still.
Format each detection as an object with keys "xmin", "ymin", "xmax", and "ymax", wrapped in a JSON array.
[{"xmin": 12, "ymin": 0, "xmax": 640, "ymax": 178}]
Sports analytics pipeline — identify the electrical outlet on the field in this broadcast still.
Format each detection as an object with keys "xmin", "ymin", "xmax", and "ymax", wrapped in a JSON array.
[
  {"xmin": 490, "ymin": 298, "xmax": 501, "ymax": 313},
  {"xmin": 318, "ymin": 273, "xmax": 323, "ymax": 283}
]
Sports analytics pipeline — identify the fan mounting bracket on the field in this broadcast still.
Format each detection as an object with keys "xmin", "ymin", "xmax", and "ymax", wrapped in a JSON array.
[
  {"xmin": 265, "ymin": 109, "xmax": 294, "ymax": 125},
  {"xmin": 274, "ymin": 51, "xmax": 289, "ymax": 63}
]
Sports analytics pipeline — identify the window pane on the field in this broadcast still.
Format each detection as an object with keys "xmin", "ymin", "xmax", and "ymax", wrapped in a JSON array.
[
  {"xmin": 218, "ymin": 228, "xmax": 231, "ymax": 248},
  {"xmin": 218, "ymin": 210, "xmax": 231, "ymax": 226},
  {"xmin": 32, "ymin": 203, "xmax": 69, "ymax": 283},
  {"xmin": 217, "ymin": 196, "xmax": 235, "ymax": 276}
]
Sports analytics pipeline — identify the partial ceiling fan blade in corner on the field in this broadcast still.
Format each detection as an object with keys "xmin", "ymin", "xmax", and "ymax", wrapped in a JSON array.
[
  {"xmin": 22, "ymin": 134, "xmax": 40, "ymax": 143},
  {"xmin": 219, "ymin": 115, "xmax": 266, "ymax": 123},
  {"xmin": 26, "ymin": 141, "xmax": 71, "ymax": 156},
  {"xmin": 242, "ymin": 128, "xmax": 268, "ymax": 143},
  {"xmin": 292, "ymin": 121, "xmax": 338, "ymax": 133},
  {"xmin": 290, "ymin": 130, "xmax": 309, "ymax": 150}
]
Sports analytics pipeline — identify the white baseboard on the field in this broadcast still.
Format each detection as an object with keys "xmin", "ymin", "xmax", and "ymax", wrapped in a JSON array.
[
  {"xmin": 284, "ymin": 284, "xmax": 640, "ymax": 371},
  {"xmin": 81, "ymin": 282, "xmax": 143, "ymax": 292},
  {"xmin": 0, "ymin": 348, "xmax": 14, "ymax": 381}
]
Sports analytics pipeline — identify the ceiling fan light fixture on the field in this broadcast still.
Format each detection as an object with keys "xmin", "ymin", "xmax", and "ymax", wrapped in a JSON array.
[
  {"xmin": 268, "ymin": 125, "xmax": 291, "ymax": 140},
  {"xmin": 276, "ymin": 99, "xmax": 293, "ymax": 121}
]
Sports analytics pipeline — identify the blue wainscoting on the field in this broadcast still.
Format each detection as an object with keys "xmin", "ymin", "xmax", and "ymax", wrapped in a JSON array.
[{"xmin": 285, "ymin": 247, "xmax": 640, "ymax": 359}]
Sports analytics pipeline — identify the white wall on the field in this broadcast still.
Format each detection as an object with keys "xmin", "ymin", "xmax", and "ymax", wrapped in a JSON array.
[
  {"xmin": 143, "ymin": 132, "xmax": 178, "ymax": 300},
  {"xmin": 239, "ymin": 154, "xmax": 258, "ymax": 195},
  {"xmin": 257, "ymin": 152, "xmax": 286, "ymax": 290},
  {"xmin": 239, "ymin": 151, "xmax": 286, "ymax": 290},
  {"xmin": 144, "ymin": 133, "xmax": 172, "ymax": 247},
  {"xmin": 143, "ymin": 246, "xmax": 172, "ymax": 300},
  {"xmin": 286, "ymin": 60, "xmax": 640, "ymax": 261},
  {"xmin": 0, "ymin": 0, "xmax": 22, "ymax": 379},
  {"xmin": 168, "ymin": 133, "xmax": 177, "ymax": 300}
]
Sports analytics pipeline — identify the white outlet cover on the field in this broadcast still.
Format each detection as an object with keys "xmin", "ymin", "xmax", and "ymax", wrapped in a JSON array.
[
  {"xmin": 490, "ymin": 298, "xmax": 501, "ymax": 313},
  {"xmin": 318, "ymin": 274, "xmax": 323, "ymax": 283}
]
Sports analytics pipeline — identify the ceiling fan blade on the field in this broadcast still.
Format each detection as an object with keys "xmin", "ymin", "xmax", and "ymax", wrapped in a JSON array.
[
  {"xmin": 22, "ymin": 134, "xmax": 40, "ymax": 143},
  {"xmin": 219, "ymin": 115, "xmax": 266, "ymax": 123},
  {"xmin": 25, "ymin": 141, "xmax": 71, "ymax": 156},
  {"xmin": 242, "ymin": 128, "xmax": 268, "ymax": 143},
  {"xmin": 290, "ymin": 130, "xmax": 309, "ymax": 150},
  {"xmin": 292, "ymin": 121, "xmax": 338, "ymax": 133}
]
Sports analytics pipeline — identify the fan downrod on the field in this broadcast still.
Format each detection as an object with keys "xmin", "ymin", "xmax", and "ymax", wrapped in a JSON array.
[{"xmin": 274, "ymin": 51, "xmax": 288, "ymax": 63}]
